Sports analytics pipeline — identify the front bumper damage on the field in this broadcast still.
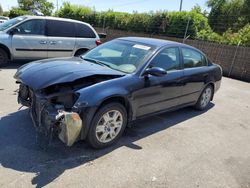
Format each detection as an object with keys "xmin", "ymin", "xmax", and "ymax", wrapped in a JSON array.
[{"xmin": 18, "ymin": 85, "xmax": 83, "ymax": 147}]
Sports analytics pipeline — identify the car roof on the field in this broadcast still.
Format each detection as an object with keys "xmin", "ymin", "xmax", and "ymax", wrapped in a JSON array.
[
  {"xmin": 118, "ymin": 37, "xmax": 197, "ymax": 50},
  {"xmin": 23, "ymin": 15, "xmax": 91, "ymax": 25}
]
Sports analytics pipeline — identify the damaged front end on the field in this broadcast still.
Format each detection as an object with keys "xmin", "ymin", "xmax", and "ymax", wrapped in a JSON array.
[
  {"xmin": 18, "ymin": 84, "xmax": 83, "ymax": 147},
  {"xmin": 17, "ymin": 74, "xmax": 120, "ymax": 147}
]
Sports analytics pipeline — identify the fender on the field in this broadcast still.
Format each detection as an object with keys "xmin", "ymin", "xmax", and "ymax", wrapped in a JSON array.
[{"xmin": 75, "ymin": 75, "xmax": 137, "ymax": 139}]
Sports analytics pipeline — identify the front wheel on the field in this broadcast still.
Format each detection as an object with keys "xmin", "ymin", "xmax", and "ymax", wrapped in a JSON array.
[
  {"xmin": 194, "ymin": 85, "xmax": 213, "ymax": 110},
  {"xmin": 87, "ymin": 103, "xmax": 127, "ymax": 149},
  {"xmin": 0, "ymin": 48, "xmax": 9, "ymax": 67}
]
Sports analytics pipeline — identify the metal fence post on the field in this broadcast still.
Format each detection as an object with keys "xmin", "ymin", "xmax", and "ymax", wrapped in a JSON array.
[
  {"xmin": 228, "ymin": 41, "xmax": 241, "ymax": 77},
  {"xmin": 183, "ymin": 17, "xmax": 190, "ymax": 43}
]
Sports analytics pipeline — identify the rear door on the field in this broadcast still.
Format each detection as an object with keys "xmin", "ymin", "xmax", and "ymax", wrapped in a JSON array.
[
  {"xmin": 75, "ymin": 23, "xmax": 98, "ymax": 51},
  {"xmin": 11, "ymin": 19, "xmax": 47, "ymax": 59},
  {"xmin": 46, "ymin": 19, "xmax": 76, "ymax": 58},
  {"xmin": 180, "ymin": 47, "xmax": 209, "ymax": 104}
]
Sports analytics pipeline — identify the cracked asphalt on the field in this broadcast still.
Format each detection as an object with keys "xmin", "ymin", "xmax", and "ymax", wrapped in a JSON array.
[{"xmin": 0, "ymin": 62, "xmax": 250, "ymax": 188}]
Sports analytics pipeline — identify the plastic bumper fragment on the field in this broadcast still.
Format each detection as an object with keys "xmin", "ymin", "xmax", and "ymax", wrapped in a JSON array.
[{"xmin": 56, "ymin": 111, "xmax": 83, "ymax": 146}]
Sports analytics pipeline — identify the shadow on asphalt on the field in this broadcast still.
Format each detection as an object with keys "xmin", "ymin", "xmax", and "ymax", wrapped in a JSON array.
[
  {"xmin": 0, "ymin": 104, "xmax": 214, "ymax": 187},
  {"xmin": 0, "ymin": 60, "xmax": 31, "ymax": 70}
]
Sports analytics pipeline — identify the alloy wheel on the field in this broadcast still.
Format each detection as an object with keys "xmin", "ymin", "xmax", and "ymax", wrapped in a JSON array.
[
  {"xmin": 95, "ymin": 110, "xmax": 123, "ymax": 143},
  {"xmin": 200, "ymin": 87, "xmax": 212, "ymax": 108}
]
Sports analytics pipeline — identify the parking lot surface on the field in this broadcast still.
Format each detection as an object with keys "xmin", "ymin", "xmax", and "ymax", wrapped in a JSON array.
[{"xmin": 0, "ymin": 63, "xmax": 250, "ymax": 188}]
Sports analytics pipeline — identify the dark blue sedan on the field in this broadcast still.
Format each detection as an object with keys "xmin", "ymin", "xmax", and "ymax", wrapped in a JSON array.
[{"xmin": 15, "ymin": 37, "xmax": 222, "ymax": 148}]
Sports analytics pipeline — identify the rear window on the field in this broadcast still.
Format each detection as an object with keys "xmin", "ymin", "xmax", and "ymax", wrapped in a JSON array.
[
  {"xmin": 47, "ymin": 20, "xmax": 75, "ymax": 37},
  {"xmin": 76, "ymin": 23, "xmax": 96, "ymax": 38}
]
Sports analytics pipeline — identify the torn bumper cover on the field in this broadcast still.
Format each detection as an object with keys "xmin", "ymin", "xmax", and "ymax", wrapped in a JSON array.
[{"xmin": 22, "ymin": 90, "xmax": 83, "ymax": 147}]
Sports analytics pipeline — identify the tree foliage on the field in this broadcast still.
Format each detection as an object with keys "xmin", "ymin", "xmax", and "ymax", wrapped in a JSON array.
[
  {"xmin": 18, "ymin": 0, "xmax": 54, "ymax": 15},
  {"xmin": 57, "ymin": 3, "xmax": 210, "ymax": 38},
  {"xmin": 8, "ymin": 0, "xmax": 54, "ymax": 17},
  {"xmin": 207, "ymin": 0, "xmax": 248, "ymax": 33},
  {"xmin": 9, "ymin": 7, "xmax": 29, "ymax": 18}
]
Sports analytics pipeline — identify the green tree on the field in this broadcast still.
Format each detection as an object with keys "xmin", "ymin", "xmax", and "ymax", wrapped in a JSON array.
[
  {"xmin": 17, "ymin": 0, "xmax": 54, "ymax": 15},
  {"xmin": 9, "ymin": 7, "xmax": 29, "ymax": 18},
  {"xmin": 207, "ymin": 0, "xmax": 245, "ymax": 33},
  {"xmin": 242, "ymin": 0, "xmax": 250, "ymax": 23}
]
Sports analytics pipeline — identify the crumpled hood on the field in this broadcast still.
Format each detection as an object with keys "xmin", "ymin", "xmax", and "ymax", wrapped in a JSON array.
[{"xmin": 14, "ymin": 57, "xmax": 124, "ymax": 90}]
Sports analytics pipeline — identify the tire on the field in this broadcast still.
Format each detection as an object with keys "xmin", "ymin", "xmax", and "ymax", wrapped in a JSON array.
[
  {"xmin": 74, "ymin": 49, "xmax": 88, "ymax": 57},
  {"xmin": 0, "ymin": 48, "xmax": 9, "ymax": 67},
  {"xmin": 194, "ymin": 85, "xmax": 213, "ymax": 111},
  {"xmin": 87, "ymin": 103, "xmax": 127, "ymax": 149}
]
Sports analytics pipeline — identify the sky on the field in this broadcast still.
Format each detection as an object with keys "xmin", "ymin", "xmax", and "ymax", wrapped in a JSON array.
[{"xmin": 1, "ymin": 0, "xmax": 209, "ymax": 13}]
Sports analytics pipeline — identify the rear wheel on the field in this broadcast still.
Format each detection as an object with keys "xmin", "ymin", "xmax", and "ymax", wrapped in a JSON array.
[
  {"xmin": 194, "ymin": 85, "xmax": 213, "ymax": 110},
  {"xmin": 0, "ymin": 48, "xmax": 9, "ymax": 67},
  {"xmin": 87, "ymin": 103, "xmax": 127, "ymax": 149},
  {"xmin": 74, "ymin": 49, "xmax": 88, "ymax": 57}
]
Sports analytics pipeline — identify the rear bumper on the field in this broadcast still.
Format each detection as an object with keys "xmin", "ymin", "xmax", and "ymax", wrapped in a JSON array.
[{"xmin": 214, "ymin": 80, "xmax": 222, "ymax": 93}]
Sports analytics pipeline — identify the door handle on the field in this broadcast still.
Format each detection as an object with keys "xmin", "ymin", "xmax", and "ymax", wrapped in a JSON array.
[
  {"xmin": 50, "ymin": 41, "xmax": 57, "ymax": 45},
  {"xmin": 39, "ymin": 41, "xmax": 47, "ymax": 44}
]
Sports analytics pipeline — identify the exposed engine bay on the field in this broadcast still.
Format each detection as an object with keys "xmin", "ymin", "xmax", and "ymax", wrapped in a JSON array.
[{"xmin": 17, "ymin": 75, "xmax": 121, "ymax": 147}]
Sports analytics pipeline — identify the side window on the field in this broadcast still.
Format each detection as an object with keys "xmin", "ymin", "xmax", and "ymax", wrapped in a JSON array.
[
  {"xmin": 16, "ymin": 19, "xmax": 45, "ymax": 35},
  {"xmin": 150, "ymin": 47, "xmax": 180, "ymax": 71},
  {"xmin": 47, "ymin": 20, "xmax": 75, "ymax": 37},
  {"xmin": 182, "ymin": 48, "xmax": 207, "ymax": 68},
  {"xmin": 76, "ymin": 23, "xmax": 96, "ymax": 38}
]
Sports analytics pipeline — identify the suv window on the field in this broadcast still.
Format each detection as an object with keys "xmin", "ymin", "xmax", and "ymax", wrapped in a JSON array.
[
  {"xmin": 76, "ymin": 23, "xmax": 96, "ymax": 38},
  {"xmin": 182, "ymin": 48, "xmax": 207, "ymax": 68},
  {"xmin": 16, "ymin": 19, "xmax": 45, "ymax": 35},
  {"xmin": 47, "ymin": 20, "xmax": 75, "ymax": 37},
  {"xmin": 150, "ymin": 47, "xmax": 180, "ymax": 71}
]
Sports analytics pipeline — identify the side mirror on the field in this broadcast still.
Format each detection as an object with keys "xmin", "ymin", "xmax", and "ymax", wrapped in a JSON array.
[
  {"xmin": 98, "ymin": 33, "xmax": 107, "ymax": 39},
  {"xmin": 9, "ymin": 28, "xmax": 20, "ymax": 35},
  {"xmin": 143, "ymin": 67, "xmax": 167, "ymax": 77}
]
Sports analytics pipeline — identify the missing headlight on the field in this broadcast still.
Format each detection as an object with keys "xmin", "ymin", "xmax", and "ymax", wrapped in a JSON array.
[{"xmin": 50, "ymin": 93, "xmax": 80, "ymax": 109}]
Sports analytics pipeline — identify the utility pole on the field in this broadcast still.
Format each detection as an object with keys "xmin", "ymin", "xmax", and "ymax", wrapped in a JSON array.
[
  {"xmin": 57, "ymin": 0, "xmax": 59, "ymax": 12},
  {"xmin": 179, "ymin": 0, "xmax": 183, "ymax": 11}
]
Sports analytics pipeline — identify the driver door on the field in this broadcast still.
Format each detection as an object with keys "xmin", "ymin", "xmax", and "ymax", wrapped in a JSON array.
[
  {"xmin": 11, "ymin": 19, "xmax": 48, "ymax": 59},
  {"xmin": 134, "ymin": 47, "xmax": 184, "ymax": 117}
]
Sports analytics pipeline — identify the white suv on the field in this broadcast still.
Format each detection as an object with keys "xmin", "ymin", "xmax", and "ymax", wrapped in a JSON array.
[
  {"xmin": 0, "ymin": 16, "xmax": 103, "ymax": 66},
  {"xmin": 0, "ymin": 16, "xmax": 9, "ymax": 23}
]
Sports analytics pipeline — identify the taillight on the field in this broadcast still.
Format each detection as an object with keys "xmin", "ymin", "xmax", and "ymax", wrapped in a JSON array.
[{"xmin": 96, "ymin": 39, "xmax": 102, "ymax": 46}]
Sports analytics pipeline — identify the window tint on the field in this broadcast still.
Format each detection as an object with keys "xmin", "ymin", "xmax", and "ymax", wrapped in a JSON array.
[
  {"xmin": 16, "ymin": 19, "xmax": 45, "ymax": 35},
  {"xmin": 76, "ymin": 23, "xmax": 96, "ymax": 38},
  {"xmin": 47, "ymin": 20, "xmax": 75, "ymax": 37},
  {"xmin": 182, "ymin": 48, "xmax": 207, "ymax": 68},
  {"xmin": 150, "ymin": 47, "xmax": 180, "ymax": 71}
]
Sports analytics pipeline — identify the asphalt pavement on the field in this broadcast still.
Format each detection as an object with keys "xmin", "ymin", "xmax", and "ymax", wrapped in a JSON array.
[{"xmin": 0, "ymin": 62, "xmax": 249, "ymax": 188}]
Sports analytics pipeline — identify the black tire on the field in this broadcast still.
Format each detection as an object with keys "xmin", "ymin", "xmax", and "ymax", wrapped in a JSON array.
[
  {"xmin": 0, "ymin": 48, "xmax": 9, "ymax": 67},
  {"xmin": 87, "ymin": 103, "xmax": 127, "ymax": 149},
  {"xmin": 194, "ymin": 85, "xmax": 214, "ymax": 111},
  {"xmin": 74, "ymin": 49, "xmax": 88, "ymax": 57}
]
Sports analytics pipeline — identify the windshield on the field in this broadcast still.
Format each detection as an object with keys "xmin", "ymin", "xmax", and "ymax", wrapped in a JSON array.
[
  {"xmin": 0, "ymin": 16, "xmax": 27, "ymax": 31},
  {"xmin": 81, "ymin": 40, "xmax": 154, "ymax": 73}
]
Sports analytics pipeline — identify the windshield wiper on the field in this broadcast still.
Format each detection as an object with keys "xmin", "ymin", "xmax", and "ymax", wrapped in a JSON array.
[{"xmin": 82, "ymin": 57, "xmax": 112, "ymax": 69}]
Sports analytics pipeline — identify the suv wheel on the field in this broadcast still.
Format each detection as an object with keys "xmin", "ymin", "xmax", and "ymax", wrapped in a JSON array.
[
  {"xmin": 87, "ymin": 103, "xmax": 127, "ymax": 149},
  {"xmin": 0, "ymin": 48, "xmax": 9, "ymax": 67},
  {"xmin": 74, "ymin": 49, "xmax": 88, "ymax": 57}
]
